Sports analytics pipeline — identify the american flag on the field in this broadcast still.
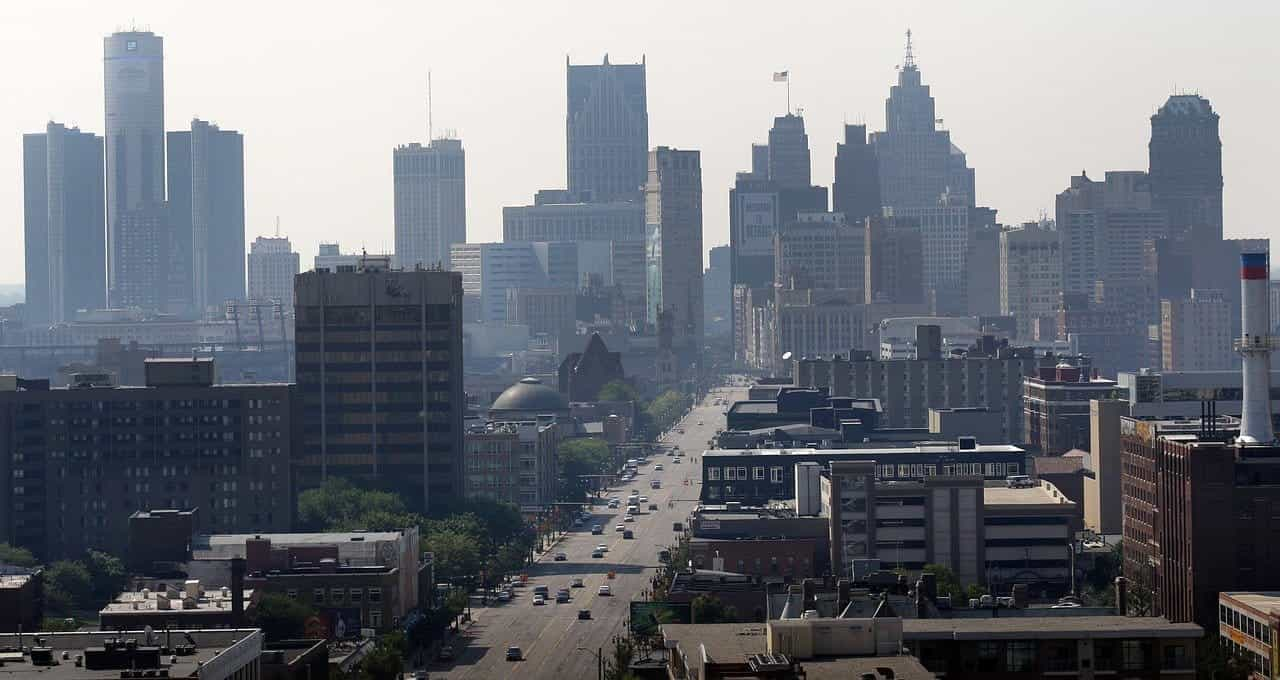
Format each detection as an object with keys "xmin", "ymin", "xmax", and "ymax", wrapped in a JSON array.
[{"xmin": 772, "ymin": 71, "xmax": 789, "ymax": 82}]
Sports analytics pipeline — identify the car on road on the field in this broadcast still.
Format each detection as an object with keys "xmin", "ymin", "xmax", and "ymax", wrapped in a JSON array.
[
  {"xmin": 597, "ymin": 585, "xmax": 612, "ymax": 596},
  {"xmin": 648, "ymin": 503, "xmax": 659, "ymax": 511},
  {"xmin": 672, "ymin": 522, "xmax": 684, "ymax": 532},
  {"xmin": 623, "ymin": 529, "xmax": 634, "ymax": 539},
  {"xmin": 591, "ymin": 524, "xmax": 604, "ymax": 535},
  {"xmin": 572, "ymin": 518, "xmax": 583, "ymax": 527},
  {"xmin": 697, "ymin": 421, "xmax": 704, "ymax": 426},
  {"xmin": 639, "ymin": 496, "xmax": 648, "ymax": 503},
  {"xmin": 607, "ymin": 500, "xmax": 619, "ymax": 509},
  {"xmin": 498, "ymin": 590, "xmax": 512, "ymax": 602},
  {"xmin": 506, "ymin": 646, "xmax": 523, "ymax": 661},
  {"xmin": 616, "ymin": 524, "xmax": 626, "ymax": 531},
  {"xmin": 571, "ymin": 577, "xmax": 584, "ymax": 587},
  {"xmin": 591, "ymin": 550, "xmax": 604, "ymax": 559},
  {"xmin": 672, "ymin": 458, "xmax": 681, "ymax": 464},
  {"xmin": 596, "ymin": 543, "xmax": 609, "ymax": 551},
  {"xmin": 624, "ymin": 515, "xmax": 635, "ymax": 522},
  {"xmin": 532, "ymin": 594, "xmax": 545, "ymax": 605},
  {"xmin": 556, "ymin": 589, "xmax": 571, "ymax": 603},
  {"xmin": 577, "ymin": 609, "xmax": 592, "ymax": 620},
  {"xmin": 554, "ymin": 552, "xmax": 567, "ymax": 561},
  {"xmin": 654, "ymin": 464, "xmax": 664, "ymax": 471}
]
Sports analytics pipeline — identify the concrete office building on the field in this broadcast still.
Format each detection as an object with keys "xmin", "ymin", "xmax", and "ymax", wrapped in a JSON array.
[
  {"xmin": 823, "ymin": 462, "xmax": 1081, "ymax": 590},
  {"xmin": 766, "ymin": 113, "xmax": 812, "ymax": 189},
  {"xmin": 313, "ymin": 242, "xmax": 362, "ymax": 273},
  {"xmin": 293, "ymin": 260, "xmax": 464, "ymax": 513},
  {"xmin": 1083, "ymin": 399, "xmax": 1127, "ymax": 535},
  {"xmin": 110, "ymin": 205, "xmax": 170, "ymax": 312},
  {"xmin": 506, "ymin": 287, "xmax": 575, "ymax": 342},
  {"xmin": 1150, "ymin": 94, "xmax": 1223, "ymax": 245},
  {"xmin": 965, "ymin": 224, "xmax": 1002, "ymax": 318},
  {"xmin": 1218, "ymin": 592, "xmax": 1280, "ymax": 677},
  {"xmin": 501, "ymin": 197, "xmax": 644, "ymax": 243},
  {"xmin": 393, "ymin": 137, "xmax": 466, "ymax": 270},
  {"xmin": 463, "ymin": 419, "xmax": 560, "ymax": 511},
  {"xmin": 566, "ymin": 56, "xmax": 648, "ymax": 202},
  {"xmin": 774, "ymin": 212, "xmax": 865, "ymax": 297},
  {"xmin": 1160, "ymin": 289, "xmax": 1232, "ymax": 371},
  {"xmin": 704, "ymin": 245, "xmax": 732, "ymax": 338},
  {"xmin": 1000, "ymin": 222, "xmax": 1062, "ymax": 340},
  {"xmin": 1022, "ymin": 365, "xmax": 1117, "ymax": 455},
  {"xmin": 23, "ymin": 123, "xmax": 106, "ymax": 324},
  {"xmin": 772, "ymin": 289, "xmax": 868, "ymax": 366},
  {"xmin": 832, "ymin": 124, "xmax": 881, "ymax": 223},
  {"xmin": 168, "ymin": 119, "xmax": 246, "ymax": 316},
  {"xmin": 1115, "ymin": 367, "xmax": 1280, "ymax": 419},
  {"xmin": 104, "ymin": 31, "xmax": 167, "ymax": 311},
  {"xmin": 0, "ymin": 359, "xmax": 295, "ymax": 561},
  {"xmin": 449, "ymin": 243, "xmax": 544, "ymax": 323},
  {"xmin": 892, "ymin": 204, "xmax": 973, "ymax": 303},
  {"xmin": 864, "ymin": 217, "xmax": 925, "ymax": 305},
  {"xmin": 645, "ymin": 147, "xmax": 703, "ymax": 351},
  {"xmin": 247, "ymin": 236, "xmax": 300, "ymax": 310}
]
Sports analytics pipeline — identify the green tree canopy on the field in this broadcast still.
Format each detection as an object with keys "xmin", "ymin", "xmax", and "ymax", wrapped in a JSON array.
[
  {"xmin": 597, "ymin": 380, "xmax": 640, "ymax": 402},
  {"xmin": 0, "ymin": 544, "xmax": 37, "ymax": 568},
  {"xmin": 251, "ymin": 593, "xmax": 314, "ymax": 641},
  {"xmin": 691, "ymin": 594, "xmax": 737, "ymax": 624},
  {"xmin": 645, "ymin": 391, "xmax": 692, "ymax": 435},
  {"xmin": 84, "ymin": 551, "xmax": 126, "ymax": 603},
  {"xmin": 558, "ymin": 438, "xmax": 614, "ymax": 501},
  {"xmin": 357, "ymin": 633, "xmax": 405, "ymax": 680},
  {"xmin": 296, "ymin": 478, "xmax": 419, "ymax": 532},
  {"xmin": 44, "ymin": 561, "xmax": 93, "ymax": 615},
  {"xmin": 422, "ymin": 530, "xmax": 482, "ymax": 583}
]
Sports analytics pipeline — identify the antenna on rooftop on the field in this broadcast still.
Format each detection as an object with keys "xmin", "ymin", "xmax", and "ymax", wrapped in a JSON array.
[
  {"xmin": 275, "ymin": 216, "xmax": 280, "ymax": 238},
  {"xmin": 428, "ymin": 69, "xmax": 434, "ymax": 141}
]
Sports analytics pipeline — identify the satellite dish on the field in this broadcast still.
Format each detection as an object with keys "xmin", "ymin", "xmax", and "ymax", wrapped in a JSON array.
[{"xmin": 781, "ymin": 352, "xmax": 793, "ymax": 361}]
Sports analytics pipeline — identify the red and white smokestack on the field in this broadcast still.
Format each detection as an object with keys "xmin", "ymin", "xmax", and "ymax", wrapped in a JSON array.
[{"xmin": 1236, "ymin": 252, "xmax": 1274, "ymax": 444}]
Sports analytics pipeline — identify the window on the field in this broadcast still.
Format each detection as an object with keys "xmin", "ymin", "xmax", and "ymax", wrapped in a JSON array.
[
  {"xmin": 286, "ymin": 589, "xmax": 298, "ymax": 599},
  {"xmin": 753, "ymin": 467, "xmax": 765, "ymax": 480},
  {"xmin": 708, "ymin": 467, "xmax": 721, "ymax": 481},
  {"xmin": 726, "ymin": 467, "xmax": 737, "ymax": 481},
  {"xmin": 313, "ymin": 588, "xmax": 325, "ymax": 604},
  {"xmin": 1006, "ymin": 641, "xmax": 1035, "ymax": 672},
  {"xmin": 350, "ymin": 588, "xmax": 363, "ymax": 604},
  {"xmin": 976, "ymin": 642, "xmax": 1000, "ymax": 672},
  {"xmin": 737, "ymin": 467, "xmax": 747, "ymax": 481},
  {"xmin": 369, "ymin": 609, "xmax": 383, "ymax": 628},
  {"xmin": 369, "ymin": 587, "xmax": 382, "ymax": 603},
  {"xmin": 771, "ymin": 467, "xmax": 784, "ymax": 483},
  {"xmin": 1121, "ymin": 640, "xmax": 1150, "ymax": 670},
  {"xmin": 1163, "ymin": 644, "xmax": 1189, "ymax": 670},
  {"xmin": 330, "ymin": 588, "xmax": 345, "ymax": 604}
]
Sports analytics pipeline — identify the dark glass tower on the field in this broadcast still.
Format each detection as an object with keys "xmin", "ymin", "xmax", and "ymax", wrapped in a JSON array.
[
  {"xmin": 1149, "ymin": 94, "xmax": 1223, "ymax": 244},
  {"xmin": 566, "ymin": 55, "xmax": 648, "ymax": 202},
  {"xmin": 833, "ymin": 124, "xmax": 881, "ymax": 223}
]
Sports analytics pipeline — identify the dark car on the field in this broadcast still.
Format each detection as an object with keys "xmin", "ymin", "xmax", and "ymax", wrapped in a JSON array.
[
  {"xmin": 506, "ymin": 646, "xmax": 523, "ymax": 661},
  {"xmin": 554, "ymin": 552, "xmax": 567, "ymax": 561},
  {"xmin": 577, "ymin": 609, "xmax": 592, "ymax": 620}
]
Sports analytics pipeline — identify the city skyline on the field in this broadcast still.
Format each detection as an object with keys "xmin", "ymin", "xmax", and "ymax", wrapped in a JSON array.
[{"xmin": 2, "ymin": 3, "xmax": 1279, "ymax": 286}]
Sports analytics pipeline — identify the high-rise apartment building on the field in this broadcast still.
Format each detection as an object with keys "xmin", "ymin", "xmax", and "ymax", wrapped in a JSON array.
[
  {"xmin": 0, "ymin": 358, "xmax": 295, "ymax": 561},
  {"xmin": 293, "ymin": 261, "xmax": 464, "ymax": 513},
  {"xmin": 645, "ymin": 147, "xmax": 703, "ymax": 351},
  {"xmin": 247, "ymin": 236, "xmax": 300, "ymax": 310},
  {"xmin": 891, "ymin": 203, "xmax": 973, "ymax": 297},
  {"xmin": 104, "ymin": 31, "xmax": 167, "ymax": 310},
  {"xmin": 566, "ymin": 56, "xmax": 648, "ymax": 202},
  {"xmin": 1160, "ymin": 289, "xmax": 1232, "ymax": 371},
  {"xmin": 23, "ymin": 123, "xmax": 106, "ymax": 324},
  {"xmin": 1056, "ymin": 171, "xmax": 1169, "ymax": 302},
  {"xmin": 169, "ymin": 120, "xmax": 246, "ymax": 316},
  {"xmin": 832, "ymin": 124, "xmax": 881, "ymax": 223},
  {"xmin": 1149, "ymin": 94, "xmax": 1223, "ymax": 245},
  {"xmin": 393, "ymin": 138, "xmax": 466, "ymax": 270},
  {"xmin": 1000, "ymin": 222, "xmax": 1062, "ymax": 340},
  {"xmin": 766, "ymin": 114, "xmax": 812, "ymax": 189},
  {"xmin": 1022, "ymin": 365, "xmax": 1118, "ymax": 455}
]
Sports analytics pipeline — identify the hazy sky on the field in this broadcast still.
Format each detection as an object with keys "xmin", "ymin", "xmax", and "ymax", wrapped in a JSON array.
[{"xmin": 4, "ymin": 1, "xmax": 1279, "ymax": 285}]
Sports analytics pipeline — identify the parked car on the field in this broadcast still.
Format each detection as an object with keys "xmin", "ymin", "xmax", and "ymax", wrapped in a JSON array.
[
  {"xmin": 506, "ymin": 646, "xmax": 523, "ymax": 661},
  {"xmin": 591, "ymin": 550, "xmax": 604, "ymax": 559},
  {"xmin": 497, "ymin": 590, "xmax": 512, "ymax": 602},
  {"xmin": 597, "ymin": 585, "xmax": 612, "ymax": 596},
  {"xmin": 438, "ymin": 645, "xmax": 454, "ymax": 661}
]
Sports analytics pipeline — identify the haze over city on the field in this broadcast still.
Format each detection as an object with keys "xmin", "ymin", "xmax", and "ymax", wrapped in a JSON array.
[{"xmin": 3, "ymin": 1, "xmax": 1278, "ymax": 281}]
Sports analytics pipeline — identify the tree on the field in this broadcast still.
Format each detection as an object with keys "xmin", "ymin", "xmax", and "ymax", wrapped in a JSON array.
[
  {"xmin": 1197, "ymin": 636, "xmax": 1251, "ymax": 680},
  {"xmin": 358, "ymin": 636, "xmax": 405, "ymax": 680},
  {"xmin": 251, "ymin": 593, "xmax": 315, "ymax": 641},
  {"xmin": 422, "ymin": 530, "xmax": 481, "ymax": 583},
  {"xmin": 691, "ymin": 594, "xmax": 737, "ymax": 624},
  {"xmin": 920, "ymin": 564, "xmax": 968, "ymax": 600},
  {"xmin": 598, "ymin": 380, "xmax": 640, "ymax": 403},
  {"xmin": 0, "ymin": 544, "xmax": 37, "ymax": 568},
  {"xmin": 645, "ymin": 391, "xmax": 692, "ymax": 435},
  {"xmin": 558, "ymin": 438, "xmax": 613, "ymax": 502},
  {"xmin": 44, "ymin": 561, "xmax": 92, "ymax": 615},
  {"xmin": 84, "ymin": 551, "xmax": 126, "ymax": 603},
  {"xmin": 297, "ymin": 478, "xmax": 418, "ymax": 532},
  {"xmin": 604, "ymin": 636, "xmax": 637, "ymax": 680}
]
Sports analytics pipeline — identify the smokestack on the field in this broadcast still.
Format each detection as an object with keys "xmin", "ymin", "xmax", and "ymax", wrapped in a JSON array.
[
  {"xmin": 230, "ymin": 557, "xmax": 246, "ymax": 626},
  {"xmin": 1114, "ymin": 576, "xmax": 1128, "ymax": 615},
  {"xmin": 1237, "ymin": 252, "xmax": 1274, "ymax": 444}
]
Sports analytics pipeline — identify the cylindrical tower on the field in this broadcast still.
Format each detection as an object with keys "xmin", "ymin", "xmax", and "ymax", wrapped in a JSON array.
[{"xmin": 1236, "ymin": 252, "xmax": 1274, "ymax": 444}]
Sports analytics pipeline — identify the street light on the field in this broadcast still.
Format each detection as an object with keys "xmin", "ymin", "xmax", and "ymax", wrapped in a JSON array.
[{"xmin": 576, "ymin": 646, "xmax": 604, "ymax": 680}]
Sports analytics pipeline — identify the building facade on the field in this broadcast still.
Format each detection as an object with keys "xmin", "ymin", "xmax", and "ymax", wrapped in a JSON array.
[
  {"xmin": 865, "ymin": 217, "xmax": 925, "ymax": 305},
  {"xmin": 645, "ymin": 147, "xmax": 703, "ymax": 351},
  {"xmin": 393, "ymin": 138, "xmax": 466, "ymax": 270},
  {"xmin": 1149, "ymin": 94, "xmax": 1223, "ymax": 245},
  {"xmin": 1160, "ymin": 289, "xmax": 1232, "ymax": 371},
  {"xmin": 463, "ymin": 420, "xmax": 560, "ymax": 511},
  {"xmin": 293, "ymin": 262, "xmax": 465, "ymax": 513},
  {"xmin": 1022, "ymin": 366, "xmax": 1118, "ymax": 455},
  {"xmin": 247, "ymin": 236, "xmax": 300, "ymax": 311},
  {"xmin": 1000, "ymin": 222, "xmax": 1062, "ymax": 340},
  {"xmin": 774, "ymin": 212, "xmax": 865, "ymax": 297},
  {"xmin": 448, "ymin": 243, "xmax": 543, "ymax": 323},
  {"xmin": 23, "ymin": 123, "xmax": 106, "ymax": 324},
  {"xmin": 566, "ymin": 56, "xmax": 648, "ymax": 202},
  {"xmin": 832, "ymin": 124, "xmax": 881, "ymax": 224}
]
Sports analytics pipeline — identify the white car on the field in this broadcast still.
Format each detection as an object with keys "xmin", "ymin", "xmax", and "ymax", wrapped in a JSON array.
[
  {"xmin": 596, "ymin": 544, "xmax": 609, "ymax": 553},
  {"xmin": 616, "ymin": 524, "xmax": 626, "ymax": 532},
  {"xmin": 533, "ymin": 595, "xmax": 545, "ymax": 605},
  {"xmin": 624, "ymin": 515, "xmax": 635, "ymax": 522},
  {"xmin": 639, "ymin": 496, "xmax": 649, "ymax": 503},
  {"xmin": 571, "ymin": 577, "xmax": 584, "ymax": 588},
  {"xmin": 654, "ymin": 464, "xmax": 664, "ymax": 471},
  {"xmin": 597, "ymin": 585, "xmax": 612, "ymax": 596}
]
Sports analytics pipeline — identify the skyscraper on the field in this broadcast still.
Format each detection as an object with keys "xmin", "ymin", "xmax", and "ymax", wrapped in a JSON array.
[
  {"xmin": 23, "ymin": 123, "xmax": 106, "ymax": 324},
  {"xmin": 1000, "ymin": 222, "xmax": 1062, "ymax": 340},
  {"xmin": 766, "ymin": 114, "xmax": 811, "ymax": 189},
  {"xmin": 169, "ymin": 119, "xmax": 246, "ymax": 316},
  {"xmin": 566, "ymin": 56, "xmax": 648, "ymax": 202},
  {"xmin": 104, "ymin": 31, "xmax": 166, "ymax": 309},
  {"xmin": 394, "ymin": 137, "xmax": 466, "ymax": 269},
  {"xmin": 645, "ymin": 147, "xmax": 703, "ymax": 351},
  {"xmin": 247, "ymin": 236, "xmax": 300, "ymax": 311},
  {"xmin": 870, "ymin": 31, "xmax": 975, "ymax": 212},
  {"xmin": 832, "ymin": 124, "xmax": 881, "ymax": 223},
  {"xmin": 294, "ymin": 260, "xmax": 465, "ymax": 513},
  {"xmin": 1149, "ymin": 94, "xmax": 1223, "ymax": 245}
]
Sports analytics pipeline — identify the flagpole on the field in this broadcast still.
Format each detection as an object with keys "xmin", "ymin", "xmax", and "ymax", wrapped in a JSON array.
[{"xmin": 786, "ymin": 76, "xmax": 791, "ymax": 115}]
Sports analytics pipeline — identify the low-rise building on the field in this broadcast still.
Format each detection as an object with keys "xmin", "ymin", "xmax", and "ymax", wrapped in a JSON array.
[
  {"xmin": 463, "ymin": 419, "xmax": 560, "ymax": 511},
  {"xmin": 1218, "ymin": 592, "xmax": 1280, "ymax": 679},
  {"xmin": 0, "ymin": 570, "xmax": 42, "ymax": 633},
  {"xmin": 0, "ymin": 628, "xmax": 264, "ymax": 679},
  {"xmin": 99, "ymin": 577, "xmax": 255, "ymax": 630},
  {"xmin": 1022, "ymin": 365, "xmax": 1118, "ymax": 454}
]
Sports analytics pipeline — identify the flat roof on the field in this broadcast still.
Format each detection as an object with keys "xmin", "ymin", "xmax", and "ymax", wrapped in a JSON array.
[
  {"xmin": 983, "ymin": 484, "xmax": 1075, "ymax": 507},
  {"xmin": 0, "ymin": 574, "xmax": 32, "ymax": 589},
  {"xmin": 0, "ymin": 629, "xmax": 259, "ymax": 679},
  {"xmin": 192, "ymin": 531, "xmax": 407, "ymax": 564},
  {"xmin": 903, "ymin": 616, "xmax": 1201, "ymax": 640},
  {"xmin": 731, "ymin": 402, "xmax": 780, "ymax": 414},
  {"xmin": 100, "ymin": 587, "xmax": 255, "ymax": 615},
  {"xmin": 1222, "ymin": 592, "xmax": 1280, "ymax": 614},
  {"xmin": 705, "ymin": 443, "xmax": 1024, "ymax": 458}
]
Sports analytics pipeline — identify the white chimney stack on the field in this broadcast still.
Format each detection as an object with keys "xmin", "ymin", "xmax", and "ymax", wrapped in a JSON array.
[{"xmin": 1236, "ymin": 252, "xmax": 1274, "ymax": 444}]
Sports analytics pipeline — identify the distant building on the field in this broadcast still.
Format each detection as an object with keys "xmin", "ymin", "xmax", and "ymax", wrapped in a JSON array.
[
  {"xmin": 558, "ymin": 332, "xmax": 624, "ymax": 402},
  {"xmin": 865, "ymin": 216, "xmax": 925, "ymax": 305},
  {"xmin": 1022, "ymin": 365, "xmax": 1117, "ymax": 455},
  {"xmin": 965, "ymin": 224, "xmax": 1002, "ymax": 318},
  {"xmin": 23, "ymin": 123, "xmax": 106, "ymax": 324},
  {"xmin": 0, "ymin": 358, "xmax": 295, "ymax": 560},
  {"xmin": 294, "ymin": 263, "xmax": 464, "ymax": 513},
  {"xmin": 1083, "ymin": 399, "xmax": 1127, "ymax": 535},
  {"xmin": 766, "ymin": 113, "xmax": 812, "ymax": 190},
  {"xmin": 487, "ymin": 376, "xmax": 571, "ymax": 422},
  {"xmin": 393, "ymin": 137, "xmax": 466, "ymax": 269},
  {"xmin": 449, "ymin": 243, "xmax": 543, "ymax": 323},
  {"xmin": 645, "ymin": 147, "xmax": 703, "ymax": 353},
  {"xmin": 168, "ymin": 119, "xmax": 246, "ymax": 317},
  {"xmin": 506, "ymin": 287, "xmax": 575, "ymax": 343},
  {"xmin": 774, "ymin": 212, "xmax": 865, "ymax": 298},
  {"xmin": 704, "ymin": 245, "xmax": 731, "ymax": 338},
  {"xmin": 566, "ymin": 56, "xmax": 648, "ymax": 202},
  {"xmin": 105, "ymin": 31, "xmax": 166, "ymax": 311},
  {"xmin": 1000, "ymin": 222, "xmax": 1061, "ymax": 340},
  {"xmin": 502, "ymin": 198, "xmax": 644, "ymax": 243},
  {"xmin": 832, "ymin": 124, "xmax": 881, "ymax": 223},
  {"xmin": 1150, "ymin": 94, "xmax": 1222, "ymax": 245},
  {"xmin": 0, "ymin": 629, "xmax": 263, "ymax": 679},
  {"xmin": 1160, "ymin": 289, "xmax": 1232, "ymax": 371},
  {"xmin": 313, "ymin": 242, "xmax": 361, "ymax": 273},
  {"xmin": 247, "ymin": 236, "xmax": 300, "ymax": 311},
  {"xmin": 464, "ymin": 420, "xmax": 560, "ymax": 510}
]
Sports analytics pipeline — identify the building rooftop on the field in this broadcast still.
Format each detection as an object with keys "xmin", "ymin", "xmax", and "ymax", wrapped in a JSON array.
[
  {"xmin": 0, "ymin": 574, "xmax": 33, "ymax": 589},
  {"xmin": 1223, "ymin": 592, "xmax": 1280, "ymax": 614},
  {"xmin": 490, "ymin": 377, "xmax": 569, "ymax": 412},
  {"xmin": 0, "ymin": 629, "xmax": 260, "ymax": 680},
  {"xmin": 100, "ymin": 585, "xmax": 254, "ymax": 617},
  {"xmin": 983, "ymin": 482, "xmax": 1076, "ymax": 507},
  {"xmin": 705, "ymin": 443, "xmax": 1024, "ymax": 458},
  {"xmin": 902, "ymin": 616, "xmax": 1201, "ymax": 640},
  {"xmin": 191, "ymin": 531, "xmax": 406, "ymax": 565}
]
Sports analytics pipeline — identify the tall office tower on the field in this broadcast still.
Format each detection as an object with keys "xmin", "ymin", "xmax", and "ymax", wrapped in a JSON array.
[
  {"xmin": 169, "ymin": 120, "xmax": 246, "ymax": 317},
  {"xmin": 23, "ymin": 123, "xmax": 106, "ymax": 324},
  {"xmin": 394, "ymin": 137, "xmax": 466, "ymax": 269},
  {"xmin": 766, "ymin": 114, "xmax": 812, "ymax": 189},
  {"xmin": 704, "ymin": 245, "xmax": 732, "ymax": 338},
  {"xmin": 645, "ymin": 148, "xmax": 703, "ymax": 350},
  {"xmin": 566, "ymin": 56, "xmax": 648, "ymax": 202},
  {"xmin": 247, "ymin": 236, "xmax": 300, "ymax": 310},
  {"xmin": 104, "ymin": 31, "xmax": 166, "ymax": 309},
  {"xmin": 965, "ymin": 224, "xmax": 1002, "ymax": 317},
  {"xmin": 750, "ymin": 144, "xmax": 769, "ymax": 176},
  {"xmin": 864, "ymin": 216, "xmax": 924, "ymax": 305},
  {"xmin": 832, "ymin": 124, "xmax": 881, "ymax": 223},
  {"xmin": 448, "ymin": 242, "xmax": 543, "ymax": 322},
  {"xmin": 774, "ymin": 212, "xmax": 866, "ymax": 299},
  {"xmin": 294, "ymin": 260, "xmax": 465, "ymax": 513},
  {"xmin": 1149, "ymin": 94, "xmax": 1222, "ymax": 245},
  {"xmin": 871, "ymin": 32, "xmax": 975, "ymax": 212},
  {"xmin": 1160, "ymin": 289, "xmax": 1232, "ymax": 371},
  {"xmin": 1000, "ymin": 222, "xmax": 1062, "ymax": 340}
]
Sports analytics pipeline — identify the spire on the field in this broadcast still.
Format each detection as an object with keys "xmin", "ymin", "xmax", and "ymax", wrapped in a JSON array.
[{"xmin": 903, "ymin": 28, "xmax": 916, "ymax": 69}]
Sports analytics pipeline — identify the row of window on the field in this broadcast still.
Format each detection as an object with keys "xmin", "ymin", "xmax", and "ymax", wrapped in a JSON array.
[
  {"xmin": 1221, "ymin": 604, "xmax": 1273, "ymax": 644},
  {"xmin": 288, "ymin": 586, "xmax": 383, "ymax": 606}
]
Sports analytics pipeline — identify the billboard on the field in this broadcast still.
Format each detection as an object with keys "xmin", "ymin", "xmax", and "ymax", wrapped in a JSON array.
[
  {"xmin": 305, "ymin": 608, "xmax": 363, "ymax": 640},
  {"xmin": 629, "ymin": 601, "xmax": 692, "ymax": 637}
]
